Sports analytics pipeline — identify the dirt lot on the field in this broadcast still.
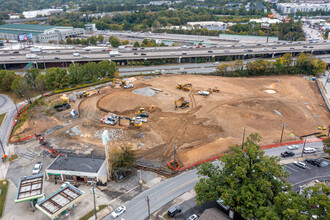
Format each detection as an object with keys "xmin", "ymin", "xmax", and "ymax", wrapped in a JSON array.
[{"xmin": 13, "ymin": 75, "xmax": 330, "ymax": 166}]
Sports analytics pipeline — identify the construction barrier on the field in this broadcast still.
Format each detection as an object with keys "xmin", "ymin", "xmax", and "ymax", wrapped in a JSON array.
[
  {"xmin": 9, "ymin": 134, "xmax": 35, "ymax": 143},
  {"xmin": 178, "ymin": 138, "xmax": 327, "ymax": 172}
]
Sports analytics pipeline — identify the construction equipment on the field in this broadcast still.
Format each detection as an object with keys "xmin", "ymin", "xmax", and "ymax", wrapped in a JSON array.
[
  {"xmin": 135, "ymin": 108, "xmax": 146, "ymax": 115},
  {"xmin": 175, "ymin": 97, "xmax": 190, "ymax": 109},
  {"xmin": 118, "ymin": 116, "xmax": 142, "ymax": 128},
  {"xmin": 212, "ymin": 87, "xmax": 220, "ymax": 93},
  {"xmin": 176, "ymin": 83, "xmax": 192, "ymax": 91},
  {"xmin": 112, "ymin": 78, "xmax": 127, "ymax": 87},
  {"xmin": 149, "ymin": 105, "xmax": 156, "ymax": 112},
  {"xmin": 198, "ymin": 91, "xmax": 210, "ymax": 96},
  {"xmin": 100, "ymin": 113, "xmax": 118, "ymax": 126}
]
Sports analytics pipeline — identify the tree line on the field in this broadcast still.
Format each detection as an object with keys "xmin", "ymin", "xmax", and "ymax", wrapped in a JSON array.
[
  {"xmin": 0, "ymin": 60, "xmax": 118, "ymax": 102},
  {"xmin": 195, "ymin": 133, "xmax": 330, "ymax": 219},
  {"xmin": 216, "ymin": 53, "xmax": 327, "ymax": 77}
]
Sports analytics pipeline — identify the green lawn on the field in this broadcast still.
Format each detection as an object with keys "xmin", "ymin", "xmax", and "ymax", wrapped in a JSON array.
[
  {"xmin": 79, "ymin": 205, "xmax": 107, "ymax": 220},
  {"xmin": 0, "ymin": 113, "xmax": 6, "ymax": 128},
  {"xmin": 0, "ymin": 180, "xmax": 9, "ymax": 218}
]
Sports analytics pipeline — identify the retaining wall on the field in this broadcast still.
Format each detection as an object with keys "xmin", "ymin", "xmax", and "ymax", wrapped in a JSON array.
[{"xmin": 316, "ymin": 79, "xmax": 330, "ymax": 111}]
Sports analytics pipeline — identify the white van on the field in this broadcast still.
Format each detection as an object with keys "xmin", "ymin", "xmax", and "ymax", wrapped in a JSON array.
[
  {"xmin": 73, "ymin": 53, "xmax": 80, "ymax": 57},
  {"xmin": 303, "ymin": 147, "xmax": 316, "ymax": 154}
]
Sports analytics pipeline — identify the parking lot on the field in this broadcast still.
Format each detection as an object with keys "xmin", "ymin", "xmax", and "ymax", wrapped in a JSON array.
[{"xmin": 285, "ymin": 158, "xmax": 330, "ymax": 191}]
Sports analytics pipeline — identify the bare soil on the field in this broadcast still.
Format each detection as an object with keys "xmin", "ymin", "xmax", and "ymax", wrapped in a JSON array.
[{"xmin": 13, "ymin": 75, "xmax": 330, "ymax": 167}]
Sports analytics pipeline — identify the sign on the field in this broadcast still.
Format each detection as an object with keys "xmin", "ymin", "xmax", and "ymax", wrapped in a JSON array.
[
  {"xmin": 18, "ymin": 33, "xmax": 33, "ymax": 41},
  {"xmin": 102, "ymin": 130, "xmax": 109, "ymax": 146},
  {"xmin": 261, "ymin": 23, "xmax": 270, "ymax": 29}
]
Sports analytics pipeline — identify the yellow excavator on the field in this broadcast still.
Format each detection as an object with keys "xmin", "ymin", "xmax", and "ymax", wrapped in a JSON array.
[
  {"xmin": 118, "ymin": 116, "xmax": 142, "ymax": 128},
  {"xmin": 213, "ymin": 87, "xmax": 220, "ymax": 93},
  {"xmin": 112, "ymin": 78, "xmax": 127, "ymax": 87},
  {"xmin": 175, "ymin": 97, "xmax": 190, "ymax": 109},
  {"xmin": 176, "ymin": 83, "xmax": 192, "ymax": 91}
]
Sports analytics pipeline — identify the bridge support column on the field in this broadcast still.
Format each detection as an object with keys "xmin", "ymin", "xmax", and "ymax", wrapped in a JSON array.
[{"xmin": 272, "ymin": 53, "xmax": 275, "ymax": 58}]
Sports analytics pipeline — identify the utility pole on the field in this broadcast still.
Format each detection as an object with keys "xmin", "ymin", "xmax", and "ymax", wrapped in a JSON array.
[
  {"xmin": 280, "ymin": 123, "xmax": 285, "ymax": 143},
  {"xmin": 0, "ymin": 139, "xmax": 6, "ymax": 157},
  {"xmin": 242, "ymin": 127, "xmax": 246, "ymax": 149},
  {"xmin": 92, "ymin": 181, "xmax": 97, "ymax": 219},
  {"xmin": 301, "ymin": 139, "xmax": 307, "ymax": 157},
  {"xmin": 145, "ymin": 196, "xmax": 150, "ymax": 219}
]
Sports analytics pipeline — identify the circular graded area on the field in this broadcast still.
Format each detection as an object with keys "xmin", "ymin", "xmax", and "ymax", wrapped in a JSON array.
[
  {"xmin": 264, "ymin": 89, "xmax": 277, "ymax": 94},
  {"xmin": 97, "ymin": 90, "xmax": 157, "ymax": 114}
]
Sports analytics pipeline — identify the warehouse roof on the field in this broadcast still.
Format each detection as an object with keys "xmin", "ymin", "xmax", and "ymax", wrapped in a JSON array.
[
  {"xmin": 47, "ymin": 155, "xmax": 105, "ymax": 173},
  {"xmin": 0, "ymin": 24, "xmax": 72, "ymax": 35}
]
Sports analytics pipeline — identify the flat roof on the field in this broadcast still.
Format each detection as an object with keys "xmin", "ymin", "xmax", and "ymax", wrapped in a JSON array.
[
  {"xmin": 15, "ymin": 174, "xmax": 45, "ymax": 203},
  {"xmin": 47, "ymin": 155, "xmax": 105, "ymax": 173},
  {"xmin": 36, "ymin": 184, "xmax": 85, "ymax": 219},
  {"xmin": 0, "ymin": 24, "xmax": 72, "ymax": 35}
]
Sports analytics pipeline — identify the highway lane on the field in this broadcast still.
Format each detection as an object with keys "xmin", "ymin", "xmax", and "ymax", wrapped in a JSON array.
[{"xmin": 104, "ymin": 142, "xmax": 325, "ymax": 220}]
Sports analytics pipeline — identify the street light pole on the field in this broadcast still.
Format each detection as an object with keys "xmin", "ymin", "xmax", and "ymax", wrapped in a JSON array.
[
  {"xmin": 0, "ymin": 139, "xmax": 6, "ymax": 157},
  {"xmin": 242, "ymin": 127, "xmax": 246, "ymax": 149},
  {"xmin": 145, "ymin": 196, "xmax": 150, "ymax": 219},
  {"xmin": 301, "ymin": 139, "xmax": 307, "ymax": 157},
  {"xmin": 92, "ymin": 181, "xmax": 97, "ymax": 219}
]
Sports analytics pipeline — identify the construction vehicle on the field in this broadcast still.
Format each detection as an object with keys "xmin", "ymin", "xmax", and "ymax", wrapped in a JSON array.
[
  {"xmin": 100, "ymin": 113, "xmax": 118, "ymax": 126},
  {"xmin": 135, "ymin": 108, "xmax": 146, "ymax": 115},
  {"xmin": 212, "ymin": 87, "xmax": 220, "ymax": 93},
  {"xmin": 118, "ymin": 116, "xmax": 142, "ymax": 128},
  {"xmin": 112, "ymin": 78, "xmax": 127, "ymax": 87},
  {"xmin": 198, "ymin": 91, "xmax": 210, "ymax": 96},
  {"xmin": 176, "ymin": 83, "xmax": 192, "ymax": 91},
  {"xmin": 174, "ymin": 97, "xmax": 190, "ymax": 109},
  {"xmin": 149, "ymin": 105, "xmax": 156, "ymax": 112}
]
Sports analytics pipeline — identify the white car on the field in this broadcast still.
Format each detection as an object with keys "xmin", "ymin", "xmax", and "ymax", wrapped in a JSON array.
[
  {"xmin": 111, "ymin": 205, "xmax": 126, "ymax": 218},
  {"xmin": 133, "ymin": 116, "xmax": 147, "ymax": 123},
  {"xmin": 288, "ymin": 145, "xmax": 299, "ymax": 150},
  {"xmin": 83, "ymin": 55, "xmax": 89, "ymax": 58},
  {"xmin": 198, "ymin": 91, "xmax": 210, "ymax": 96},
  {"xmin": 123, "ymin": 84, "xmax": 134, "ymax": 89},
  {"xmin": 187, "ymin": 214, "xmax": 198, "ymax": 220},
  {"xmin": 294, "ymin": 161, "xmax": 307, "ymax": 169},
  {"xmin": 32, "ymin": 162, "xmax": 43, "ymax": 175}
]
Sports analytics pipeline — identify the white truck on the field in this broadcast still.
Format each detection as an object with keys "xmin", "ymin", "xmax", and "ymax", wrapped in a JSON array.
[
  {"xmin": 109, "ymin": 51, "xmax": 122, "ymax": 57},
  {"xmin": 118, "ymin": 46, "xmax": 126, "ymax": 50},
  {"xmin": 26, "ymin": 54, "xmax": 39, "ymax": 59},
  {"xmin": 73, "ymin": 53, "xmax": 80, "ymax": 57},
  {"xmin": 30, "ymin": 48, "xmax": 42, "ymax": 53}
]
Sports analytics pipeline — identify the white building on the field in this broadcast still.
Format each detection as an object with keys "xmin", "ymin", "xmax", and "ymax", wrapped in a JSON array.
[
  {"xmin": 23, "ymin": 8, "xmax": 63, "ymax": 18},
  {"xmin": 250, "ymin": 18, "xmax": 282, "ymax": 24},
  {"xmin": 9, "ymin": 15, "xmax": 20, "ymax": 20},
  {"xmin": 187, "ymin": 21, "xmax": 234, "ymax": 31},
  {"xmin": 277, "ymin": 3, "xmax": 330, "ymax": 14}
]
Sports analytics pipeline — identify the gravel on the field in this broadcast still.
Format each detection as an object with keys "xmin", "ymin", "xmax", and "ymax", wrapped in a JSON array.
[
  {"xmin": 132, "ymin": 87, "xmax": 158, "ymax": 97},
  {"xmin": 65, "ymin": 125, "xmax": 82, "ymax": 136},
  {"xmin": 94, "ymin": 129, "xmax": 124, "ymax": 141}
]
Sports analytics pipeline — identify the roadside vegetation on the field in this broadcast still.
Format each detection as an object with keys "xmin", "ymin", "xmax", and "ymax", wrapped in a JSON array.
[
  {"xmin": 195, "ymin": 133, "xmax": 330, "ymax": 219},
  {"xmin": 110, "ymin": 144, "xmax": 136, "ymax": 180},
  {"xmin": 0, "ymin": 113, "xmax": 6, "ymax": 127},
  {"xmin": 0, "ymin": 180, "xmax": 9, "ymax": 218},
  {"xmin": 79, "ymin": 204, "xmax": 107, "ymax": 220},
  {"xmin": 215, "ymin": 53, "xmax": 327, "ymax": 77}
]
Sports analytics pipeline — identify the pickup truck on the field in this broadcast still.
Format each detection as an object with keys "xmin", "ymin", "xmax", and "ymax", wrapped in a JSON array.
[{"xmin": 54, "ymin": 103, "xmax": 71, "ymax": 111}]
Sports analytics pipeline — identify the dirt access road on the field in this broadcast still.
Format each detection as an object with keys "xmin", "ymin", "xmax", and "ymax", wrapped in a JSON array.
[{"xmin": 13, "ymin": 75, "xmax": 330, "ymax": 166}]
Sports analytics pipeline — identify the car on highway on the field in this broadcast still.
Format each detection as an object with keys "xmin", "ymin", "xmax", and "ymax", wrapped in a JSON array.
[
  {"xmin": 141, "ymin": 53, "xmax": 147, "ymax": 55},
  {"xmin": 293, "ymin": 161, "xmax": 307, "ymax": 169},
  {"xmin": 196, "ymin": 46, "xmax": 200, "ymax": 48},
  {"xmin": 182, "ymin": 51, "xmax": 187, "ymax": 55},
  {"xmin": 83, "ymin": 55, "xmax": 89, "ymax": 58},
  {"xmin": 281, "ymin": 151, "xmax": 295, "ymax": 158},
  {"xmin": 171, "ymin": 52, "xmax": 176, "ymax": 55},
  {"xmin": 56, "ymin": 50, "xmax": 61, "ymax": 53},
  {"xmin": 303, "ymin": 46, "xmax": 308, "ymax": 48},
  {"xmin": 272, "ymin": 47, "xmax": 277, "ymax": 49},
  {"xmin": 32, "ymin": 162, "xmax": 43, "ymax": 175},
  {"xmin": 54, "ymin": 57, "xmax": 60, "ymax": 59},
  {"xmin": 288, "ymin": 145, "xmax": 299, "ymax": 150},
  {"xmin": 309, "ymin": 46, "xmax": 314, "ymax": 48},
  {"xmin": 10, "ymin": 56, "xmax": 16, "ymax": 59},
  {"xmin": 133, "ymin": 52, "xmax": 138, "ymax": 55},
  {"xmin": 167, "ymin": 206, "xmax": 181, "ymax": 218},
  {"xmin": 208, "ymin": 50, "xmax": 213, "ymax": 53},
  {"xmin": 187, "ymin": 214, "xmax": 198, "ymax": 220},
  {"xmin": 290, "ymin": 48, "xmax": 295, "ymax": 50},
  {"xmin": 73, "ymin": 53, "xmax": 80, "ymax": 57},
  {"xmin": 305, "ymin": 158, "xmax": 321, "ymax": 167},
  {"xmin": 224, "ymin": 49, "xmax": 230, "ymax": 52},
  {"xmin": 111, "ymin": 206, "xmax": 126, "ymax": 218},
  {"xmin": 303, "ymin": 147, "xmax": 316, "ymax": 154},
  {"xmin": 132, "ymin": 48, "xmax": 137, "ymax": 50},
  {"xmin": 102, "ymin": 49, "xmax": 106, "ymax": 52},
  {"xmin": 262, "ymin": 48, "xmax": 268, "ymax": 51}
]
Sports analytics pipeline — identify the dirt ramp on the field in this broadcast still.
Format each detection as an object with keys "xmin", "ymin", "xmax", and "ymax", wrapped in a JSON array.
[{"xmin": 98, "ymin": 91, "xmax": 157, "ymax": 114}]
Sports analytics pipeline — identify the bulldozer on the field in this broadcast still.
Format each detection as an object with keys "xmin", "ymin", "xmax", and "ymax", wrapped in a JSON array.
[
  {"xmin": 175, "ymin": 97, "xmax": 190, "ymax": 109},
  {"xmin": 149, "ymin": 105, "xmax": 156, "ymax": 112},
  {"xmin": 112, "ymin": 78, "xmax": 127, "ymax": 87},
  {"xmin": 176, "ymin": 83, "xmax": 192, "ymax": 91},
  {"xmin": 135, "ymin": 108, "xmax": 146, "ymax": 115},
  {"xmin": 118, "ymin": 116, "xmax": 142, "ymax": 128},
  {"xmin": 212, "ymin": 87, "xmax": 220, "ymax": 93}
]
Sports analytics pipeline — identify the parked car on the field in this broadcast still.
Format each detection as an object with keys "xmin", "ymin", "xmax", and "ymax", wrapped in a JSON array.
[
  {"xmin": 303, "ymin": 147, "xmax": 316, "ymax": 154},
  {"xmin": 141, "ymin": 53, "xmax": 147, "ymax": 55},
  {"xmin": 54, "ymin": 57, "xmax": 60, "ymax": 60},
  {"xmin": 32, "ymin": 162, "xmax": 43, "ymax": 175},
  {"xmin": 216, "ymin": 198, "xmax": 230, "ymax": 211},
  {"xmin": 293, "ymin": 161, "xmax": 307, "ymax": 169},
  {"xmin": 111, "ymin": 206, "xmax": 126, "ymax": 218},
  {"xmin": 187, "ymin": 214, "xmax": 198, "ymax": 220},
  {"xmin": 167, "ymin": 206, "xmax": 181, "ymax": 217},
  {"xmin": 123, "ymin": 84, "xmax": 134, "ymax": 89},
  {"xmin": 281, "ymin": 151, "xmax": 295, "ymax": 158},
  {"xmin": 305, "ymin": 158, "xmax": 321, "ymax": 167},
  {"xmin": 288, "ymin": 145, "xmax": 299, "ymax": 150}
]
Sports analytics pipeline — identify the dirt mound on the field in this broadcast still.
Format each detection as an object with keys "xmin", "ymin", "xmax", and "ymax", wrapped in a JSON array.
[{"xmin": 98, "ymin": 91, "xmax": 157, "ymax": 114}]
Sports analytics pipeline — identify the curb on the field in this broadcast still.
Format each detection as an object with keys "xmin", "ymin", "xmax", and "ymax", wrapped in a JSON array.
[{"xmin": 9, "ymin": 134, "xmax": 35, "ymax": 144}]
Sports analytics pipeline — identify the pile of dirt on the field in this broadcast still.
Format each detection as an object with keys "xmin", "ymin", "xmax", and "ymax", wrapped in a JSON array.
[{"xmin": 98, "ymin": 91, "xmax": 157, "ymax": 114}]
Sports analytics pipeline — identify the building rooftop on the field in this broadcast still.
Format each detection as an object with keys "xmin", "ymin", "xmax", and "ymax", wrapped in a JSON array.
[
  {"xmin": 15, "ymin": 174, "xmax": 45, "ymax": 203},
  {"xmin": 47, "ymin": 155, "xmax": 105, "ymax": 173},
  {"xmin": 0, "ymin": 24, "xmax": 72, "ymax": 35}
]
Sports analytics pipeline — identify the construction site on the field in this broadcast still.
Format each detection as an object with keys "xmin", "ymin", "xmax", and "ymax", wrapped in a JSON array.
[{"xmin": 11, "ymin": 74, "xmax": 330, "ymax": 169}]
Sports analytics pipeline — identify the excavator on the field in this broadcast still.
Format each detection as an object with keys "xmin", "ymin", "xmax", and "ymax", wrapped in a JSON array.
[
  {"xmin": 135, "ymin": 105, "xmax": 156, "ymax": 115},
  {"xmin": 176, "ymin": 83, "xmax": 192, "ymax": 91},
  {"xmin": 112, "ymin": 78, "xmax": 127, "ymax": 87},
  {"xmin": 174, "ymin": 97, "xmax": 190, "ymax": 109},
  {"xmin": 212, "ymin": 87, "xmax": 220, "ymax": 93},
  {"xmin": 118, "ymin": 116, "xmax": 142, "ymax": 128}
]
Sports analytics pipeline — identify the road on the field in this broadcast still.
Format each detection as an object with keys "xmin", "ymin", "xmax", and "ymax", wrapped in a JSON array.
[
  {"xmin": 0, "ymin": 95, "xmax": 17, "ymax": 152},
  {"xmin": 303, "ymin": 24, "xmax": 322, "ymax": 41},
  {"xmin": 104, "ymin": 141, "xmax": 326, "ymax": 220}
]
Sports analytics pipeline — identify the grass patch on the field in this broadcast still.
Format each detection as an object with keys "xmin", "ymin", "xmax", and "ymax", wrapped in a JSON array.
[
  {"xmin": 79, "ymin": 204, "xmax": 107, "ymax": 220},
  {"xmin": 0, "ymin": 180, "xmax": 9, "ymax": 218},
  {"xmin": 8, "ymin": 154, "xmax": 18, "ymax": 162},
  {"xmin": 0, "ymin": 113, "xmax": 6, "ymax": 127}
]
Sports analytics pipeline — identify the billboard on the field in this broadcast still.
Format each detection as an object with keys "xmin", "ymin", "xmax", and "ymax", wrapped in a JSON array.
[{"xmin": 18, "ymin": 33, "xmax": 33, "ymax": 41}]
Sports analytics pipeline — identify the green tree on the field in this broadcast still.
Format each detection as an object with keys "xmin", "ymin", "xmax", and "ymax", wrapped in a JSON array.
[
  {"xmin": 75, "ymin": 38, "xmax": 81, "ymax": 44},
  {"xmin": 110, "ymin": 144, "xmax": 136, "ymax": 178},
  {"xmin": 323, "ymin": 138, "xmax": 330, "ymax": 156},
  {"xmin": 97, "ymin": 34, "xmax": 104, "ymax": 43},
  {"xmin": 11, "ymin": 76, "xmax": 32, "ymax": 103},
  {"xmin": 216, "ymin": 63, "xmax": 229, "ymax": 76},
  {"xmin": 122, "ymin": 40, "xmax": 129, "ymax": 45},
  {"xmin": 35, "ymin": 73, "xmax": 47, "ymax": 95},
  {"xmin": 0, "ymin": 70, "xmax": 7, "ymax": 90},
  {"xmin": 89, "ymin": 36, "xmax": 97, "ymax": 46},
  {"xmin": 45, "ymin": 68, "xmax": 69, "ymax": 89},
  {"xmin": 25, "ymin": 68, "xmax": 40, "ymax": 88},
  {"xmin": 109, "ymin": 36, "xmax": 121, "ymax": 48},
  {"xmin": 142, "ymin": 38, "xmax": 149, "ymax": 45},
  {"xmin": 1, "ymin": 71, "xmax": 17, "ymax": 91},
  {"xmin": 195, "ymin": 133, "xmax": 288, "ymax": 219},
  {"xmin": 66, "ymin": 36, "xmax": 72, "ymax": 44},
  {"xmin": 133, "ymin": 41, "xmax": 140, "ymax": 47}
]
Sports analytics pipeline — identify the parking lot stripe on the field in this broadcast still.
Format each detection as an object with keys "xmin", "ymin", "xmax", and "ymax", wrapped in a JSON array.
[{"xmin": 285, "ymin": 165, "xmax": 300, "ymax": 172}]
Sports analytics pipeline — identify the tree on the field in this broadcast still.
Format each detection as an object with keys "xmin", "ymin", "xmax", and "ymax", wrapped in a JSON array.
[
  {"xmin": 142, "ymin": 38, "xmax": 149, "ymax": 45},
  {"xmin": 25, "ymin": 69, "xmax": 40, "ymax": 88},
  {"xmin": 97, "ymin": 34, "xmax": 104, "ymax": 43},
  {"xmin": 122, "ymin": 40, "xmax": 129, "ymax": 45},
  {"xmin": 195, "ymin": 133, "xmax": 288, "ymax": 219},
  {"xmin": 66, "ymin": 36, "xmax": 72, "ymax": 44},
  {"xmin": 233, "ymin": 59, "xmax": 244, "ymax": 73},
  {"xmin": 35, "ymin": 73, "xmax": 47, "ymax": 95},
  {"xmin": 133, "ymin": 41, "xmax": 140, "ymax": 47},
  {"xmin": 11, "ymin": 76, "xmax": 33, "ymax": 103},
  {"xmin": 323, "ymin": 138, "xmax": 330, "ymax": 156},
  {"xmin": 110, "ymin": 144, "xmax": 136, "ymax": 178},
  {"xmin": 216, "ymin": 63, "xmax": 229, "ymax": 76},
  {"xmin": 75, "ymin": 38, "xmax": 81, "ymax": 44},
  {"xmin": 1, "ymin": 71, "xmax": 17, "ymax": 91},
  {"xmin": 109, "ymin": 36, "xmax": 121, "ymax": 48},
  {"xmin": 89, "ymin": 36, "xmax": 97, "ymax": 46}
]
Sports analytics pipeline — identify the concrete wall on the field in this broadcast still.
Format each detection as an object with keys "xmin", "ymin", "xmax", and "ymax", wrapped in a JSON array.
[{"xmin": 316, "ymin": 79, "xmax": 330, "ymax": 111}]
